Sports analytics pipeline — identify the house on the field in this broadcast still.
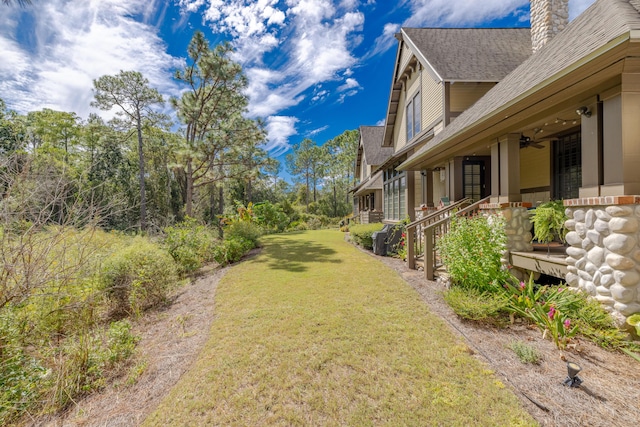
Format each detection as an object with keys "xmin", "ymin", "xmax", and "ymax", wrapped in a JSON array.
[
  {"xmin": 377, "ymin": 26, "xmax": 531, "ymax": 223},
  {"xmin": 351, "ymin": 125, "xmax": 393, "ymax": 223},
  {"xmin": 399, "ymin": 0, "xmax": 640, "ymax": 321}
]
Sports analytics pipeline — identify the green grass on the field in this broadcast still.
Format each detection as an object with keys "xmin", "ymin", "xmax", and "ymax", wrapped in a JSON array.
[{"xmin": 144, "ymin": 230, "xmax": 537, "ymax": 426}]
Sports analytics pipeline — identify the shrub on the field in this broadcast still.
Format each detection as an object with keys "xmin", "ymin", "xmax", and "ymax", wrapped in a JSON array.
[
  {"xmin": 443, "ymin": 286, "xmax": 508, "ymax": 323},
  {"xmin": 213, "ymin": 237, "xmax": 254, "ymax": 266},
  {"xmin": 437, "ymin": 214, "xmax": 509, "ymax": 292},
  {"xmin": 507, "ymin": 341, "xmax": 541, "ymax": 364},
  {"xmin": 100, "ymin": 237, "xmax": 179, "ymax": 317},
  {"xmin": 349, "ymin": 223, "xmax": 385, "ymax": 250},
  {"xmin": 253, "ymin": 202, "xmax": 289, "ymax": 233},
  {"xmin": 163, "ymin": 218, "xmax": 218, "ymax": 273},
  {"xmin": 224, "ymin": 221, "xmax": 262, "ymax": 247},
  {"xmin": 0, "ymin": 344, "xmax": 46, "ymax": 424}
]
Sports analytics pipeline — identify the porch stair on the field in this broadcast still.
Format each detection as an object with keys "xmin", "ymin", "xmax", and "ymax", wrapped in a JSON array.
[{"xmin": 406, "ymin": 197, "xmax": 490, "ymax": 281}]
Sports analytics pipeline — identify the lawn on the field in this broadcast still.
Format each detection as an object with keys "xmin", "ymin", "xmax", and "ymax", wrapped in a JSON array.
[{"xmin": 144, "ymin": 230, "xmax": 536, "ymax": 426}]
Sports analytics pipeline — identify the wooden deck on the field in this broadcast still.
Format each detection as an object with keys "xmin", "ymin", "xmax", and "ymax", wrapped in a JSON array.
[{"xmin": 509, "ymin": 246, "xmax": 568, "ymax": 279}]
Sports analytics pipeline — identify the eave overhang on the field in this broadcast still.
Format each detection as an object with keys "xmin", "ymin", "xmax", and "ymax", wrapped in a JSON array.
[{"xmin": 398, "ymin": 31, "xmax": 638, "ymax": 171}]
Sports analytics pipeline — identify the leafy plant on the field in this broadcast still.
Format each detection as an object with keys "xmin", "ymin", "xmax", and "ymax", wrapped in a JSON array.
[
  {"xmin": 164, "ymin": 217, "xmax": 218, "ymax": 273},
  {"xmin": 507, "ymin": 341, "xmax": 541, "ymax": 364},
  {"xmin": 349, "ymin": 223, "xmax": 384, "ymax": 250},
  {"xmin": 502, "ymin": 276, "xmax": 579, "ymax": 349},
  {"xmin": 437, "ymin": 214, "xmax": 509, "ymax": 292},
  {"xmin": 443, "ymin": 286, "xmax": 508, "ymax": 323},
  {"xmin": 627, "ymin": 313, "xmax": 640, "ymax": 336},
  {"xmin": 531, "ymin": 200, "xmax": 568, "ymax": 245}
]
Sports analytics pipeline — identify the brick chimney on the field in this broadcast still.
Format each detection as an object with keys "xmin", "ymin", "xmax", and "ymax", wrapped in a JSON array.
[{"xmin": 530, "ymin": 0, "xmax": 569, "ymax": 53}]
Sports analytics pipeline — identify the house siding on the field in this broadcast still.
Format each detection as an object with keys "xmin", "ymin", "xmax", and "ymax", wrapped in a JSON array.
[
  {"xmin": 422, "ymin": 72, "xmax": 442, "ymax": 133},
  {"xmin": 449, "ymin": 82, "xmax": 495, "ymax": 114},
  {"xmin": 520, "ymin": 143, "xmax": 551, "ymax": 189},
  {"xmin": 399, "ymin": 42, "xmax": 413, "ymax": 76},
  {"xmin": 413, "ymin": 171, "xmax": 422, "ymax": 207}
]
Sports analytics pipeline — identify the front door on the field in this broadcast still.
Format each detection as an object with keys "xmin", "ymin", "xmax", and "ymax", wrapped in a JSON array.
[
  {"xmin": 553, "ymin": 131, "xmax": 581, "ymax": 200},
  {"xmin": 462, "ymin": 160, "xmax": 485, "ymax": 201}
]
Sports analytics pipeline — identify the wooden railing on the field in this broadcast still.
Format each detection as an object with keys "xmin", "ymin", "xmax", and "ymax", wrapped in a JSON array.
[
  {"xmin": 406, "ymin": 198, "xmax": 472, "ymax": 271},
  {"xmin": 421, "ymin": 197, "xmax": 490, "ymax": 280}
]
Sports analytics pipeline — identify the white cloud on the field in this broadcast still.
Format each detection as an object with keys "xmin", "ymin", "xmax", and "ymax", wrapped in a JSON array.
[
  {"xmin": 375, "ymin": 118, "xmax": 386, "ymax": 126},
  {"xmin": 306, "ymin": 125, "xmax": 329, "ymax": 137},
  {"xmin": 265, "ymin": 116, "xmax": 299, "ymax": 155},
  {"xmin": 183, "ymin": 0, "xmax": 365, "ymax": 144},
  {"xmin": 0, "ymin": 0, "xmax": 182, "ymax": 119},
  {"xmin": 337, "ymin": 77, "xmax": 361, "ymax": 92}
]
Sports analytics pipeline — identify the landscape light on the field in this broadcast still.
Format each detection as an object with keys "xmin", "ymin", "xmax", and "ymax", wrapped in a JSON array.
[{"xmin": 562, "ymin": 361, "xmax": 583, "ymax": 388}]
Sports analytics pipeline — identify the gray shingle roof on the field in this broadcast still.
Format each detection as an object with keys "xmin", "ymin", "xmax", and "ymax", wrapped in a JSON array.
[
  {"xmin": 405, "ymin": 0, "xmax": 640, "ymax": 166},
  {"xmin": 402, "ymin": 27, "xmax": 532, "ymax": 81},
  {"xmin": 360, "ymin": 126, "xmax": 392, "ymax": 166}
]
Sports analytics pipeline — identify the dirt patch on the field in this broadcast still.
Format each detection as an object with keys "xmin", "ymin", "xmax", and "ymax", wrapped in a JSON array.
[
  {"xmin": 32, "ymin": 266, "xmax": 227, "ymax": 427},
  {"xmin": 372, "ymin": 252, "xmax": 640, "ymax": 427}
]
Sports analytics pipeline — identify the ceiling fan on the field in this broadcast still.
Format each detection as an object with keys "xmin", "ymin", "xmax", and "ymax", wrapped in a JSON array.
[{"xmin": 519, "ymin": 134, "xmax": 544, "ymax": 149}]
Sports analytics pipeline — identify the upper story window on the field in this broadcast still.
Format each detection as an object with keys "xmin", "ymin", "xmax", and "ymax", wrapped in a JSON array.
[{"xmin": 406, "ymin": 92, "xmax": 421, "ymax": 141}]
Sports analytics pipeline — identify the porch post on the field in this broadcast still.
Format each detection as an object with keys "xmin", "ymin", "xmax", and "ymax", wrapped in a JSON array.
[
  {"xmin": 491, "ymin": 134, "xmax": 521, "ymax": 203},
  {"xmin": 579, "ymin": 99, "xmax": 601, "ymax": 197},
  {"xmin": 601, "ymin": 65, "xmax": 640, "ymax": 196}
]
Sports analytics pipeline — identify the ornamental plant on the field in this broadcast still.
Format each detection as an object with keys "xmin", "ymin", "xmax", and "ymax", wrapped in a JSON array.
[
  {"xmin": 502, "ymin": 275, "xmax": 579, "ymax": 349},
  {"xmin": 437, "ymin": 213, "xmax": 509, "ymax": 292}
]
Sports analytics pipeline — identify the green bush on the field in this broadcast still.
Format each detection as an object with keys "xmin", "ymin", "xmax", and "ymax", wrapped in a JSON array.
[
  {"xmin": 224, "ymin": 221, "xmax": 262, "ymax": 247},
  {"xmin": 437, "ymin": 214, "xmax": 509, "ymax": 292},
  {"xmin": 100, "ymin": 237, "xmax": 179, "ymax": 317},
  {"xmin": 349, "ymin": 223, "xmax": 385, "ymax": 250},
  {"xmin": 213, "ymin": 237, "xmax": 254, "ymax": 266},
  {"xmin": 253, "ymin": 202, "xmax": 289, "ymax": 233},
  {"xmin": 507, "ymin": 341, "xmax": 541, "ymax": 364},
  {"xmin": 163, "ymin": 217, "xmax": 218, "ymax": 273},
  {"xmin": 0, "ymin": 344, "xmax": 46, "ymax": 425},
  {"xmin": 443, "ymin": 286, "xmax": 508, "ymax": 323}
]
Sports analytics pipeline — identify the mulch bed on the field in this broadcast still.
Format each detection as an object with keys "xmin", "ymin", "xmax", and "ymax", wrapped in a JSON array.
[{"xmin": 372, "ymin": 252, "xmax": 640, "ymax": 427}]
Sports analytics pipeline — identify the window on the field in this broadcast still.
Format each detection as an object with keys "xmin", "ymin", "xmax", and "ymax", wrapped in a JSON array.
[
  {"xmin": 383, "ymin": 166, "xmax": 406, "ymax": 221},
  {"xmin": 463, "ymin": 161, "xmax": 484, "ymax": 202},
  {"xmin": 406, "ymin": 92, "xmax": 421, "ymax": 141},
  {"xmin": 553, "ymin": 132, "xmax": 581, "ymax": 199}
]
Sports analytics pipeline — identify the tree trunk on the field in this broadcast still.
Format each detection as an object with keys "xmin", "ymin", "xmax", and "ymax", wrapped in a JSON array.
[
  {"xmin": 218, "ymin": 183, "xmax": 224, "ymax": 238},
  {"xmin": 136, "ymin": 118, "xmax": 147, "ymax": 232},
  {"xmin": 333, "ymin": 182, "xmax": 337, "ymax": 217},
  {"xmin": 185, "ymin": 158, "xmax": 193, "ymax": 217}
]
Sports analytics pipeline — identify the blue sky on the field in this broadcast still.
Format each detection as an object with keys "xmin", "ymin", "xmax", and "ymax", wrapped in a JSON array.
[{"xmin": 0, "ymin": 0, "xmax": 595, "ymax": 173}]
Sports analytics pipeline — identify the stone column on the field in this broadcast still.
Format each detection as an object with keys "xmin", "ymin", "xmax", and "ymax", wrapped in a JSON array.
[
  {"xmin": 480, "ymin": 202, "xmax": 534, "ymax": 280},
  {"xmin": 565, "ymin": 196, "xmax": 640, "ymax": 324}
]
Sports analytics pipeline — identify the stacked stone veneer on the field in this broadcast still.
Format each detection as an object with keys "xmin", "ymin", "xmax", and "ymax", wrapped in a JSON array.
[
  {"xmin": 480, "ymin": 203, "xmax": 533, "ymax": 281},
  {"xmin": 530, "ymin": 0, "xmax": 569, "ymax": 53},
  {"xmin": 565, "ymin": 198, "xmax": 640, "ymax": 322}
]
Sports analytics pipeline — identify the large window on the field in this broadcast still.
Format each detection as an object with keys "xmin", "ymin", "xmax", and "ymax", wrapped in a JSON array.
[
  {"xmin": 463, "ymin": 160, "xmax": 484, "ymax": 202},
  {"xmin": 383, "ymin": 167, "xmax": 406, "ymax": 221},
  {"xmin": 406, "ymin": 92, "xmax": 421, "ymax": 141},
  {"xmin": 553, "ymin": 132, "xmax": 581, "ymax": 200}
]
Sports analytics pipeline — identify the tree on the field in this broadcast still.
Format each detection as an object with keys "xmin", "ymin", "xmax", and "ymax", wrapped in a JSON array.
[
  {"xmin": 286, "ymin": 138, "xmax": 316, "ymax": 211},
  {"xmin": 27, "ymin": 109, "xmax": 80, "ymax": 160},
  {"xmin": 91, "ymin": 71, "xmax": 164, "ymax": 232},
  {"xmin": 172, "ymin": 31, "xmax": 265, "ymax": 217}
]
